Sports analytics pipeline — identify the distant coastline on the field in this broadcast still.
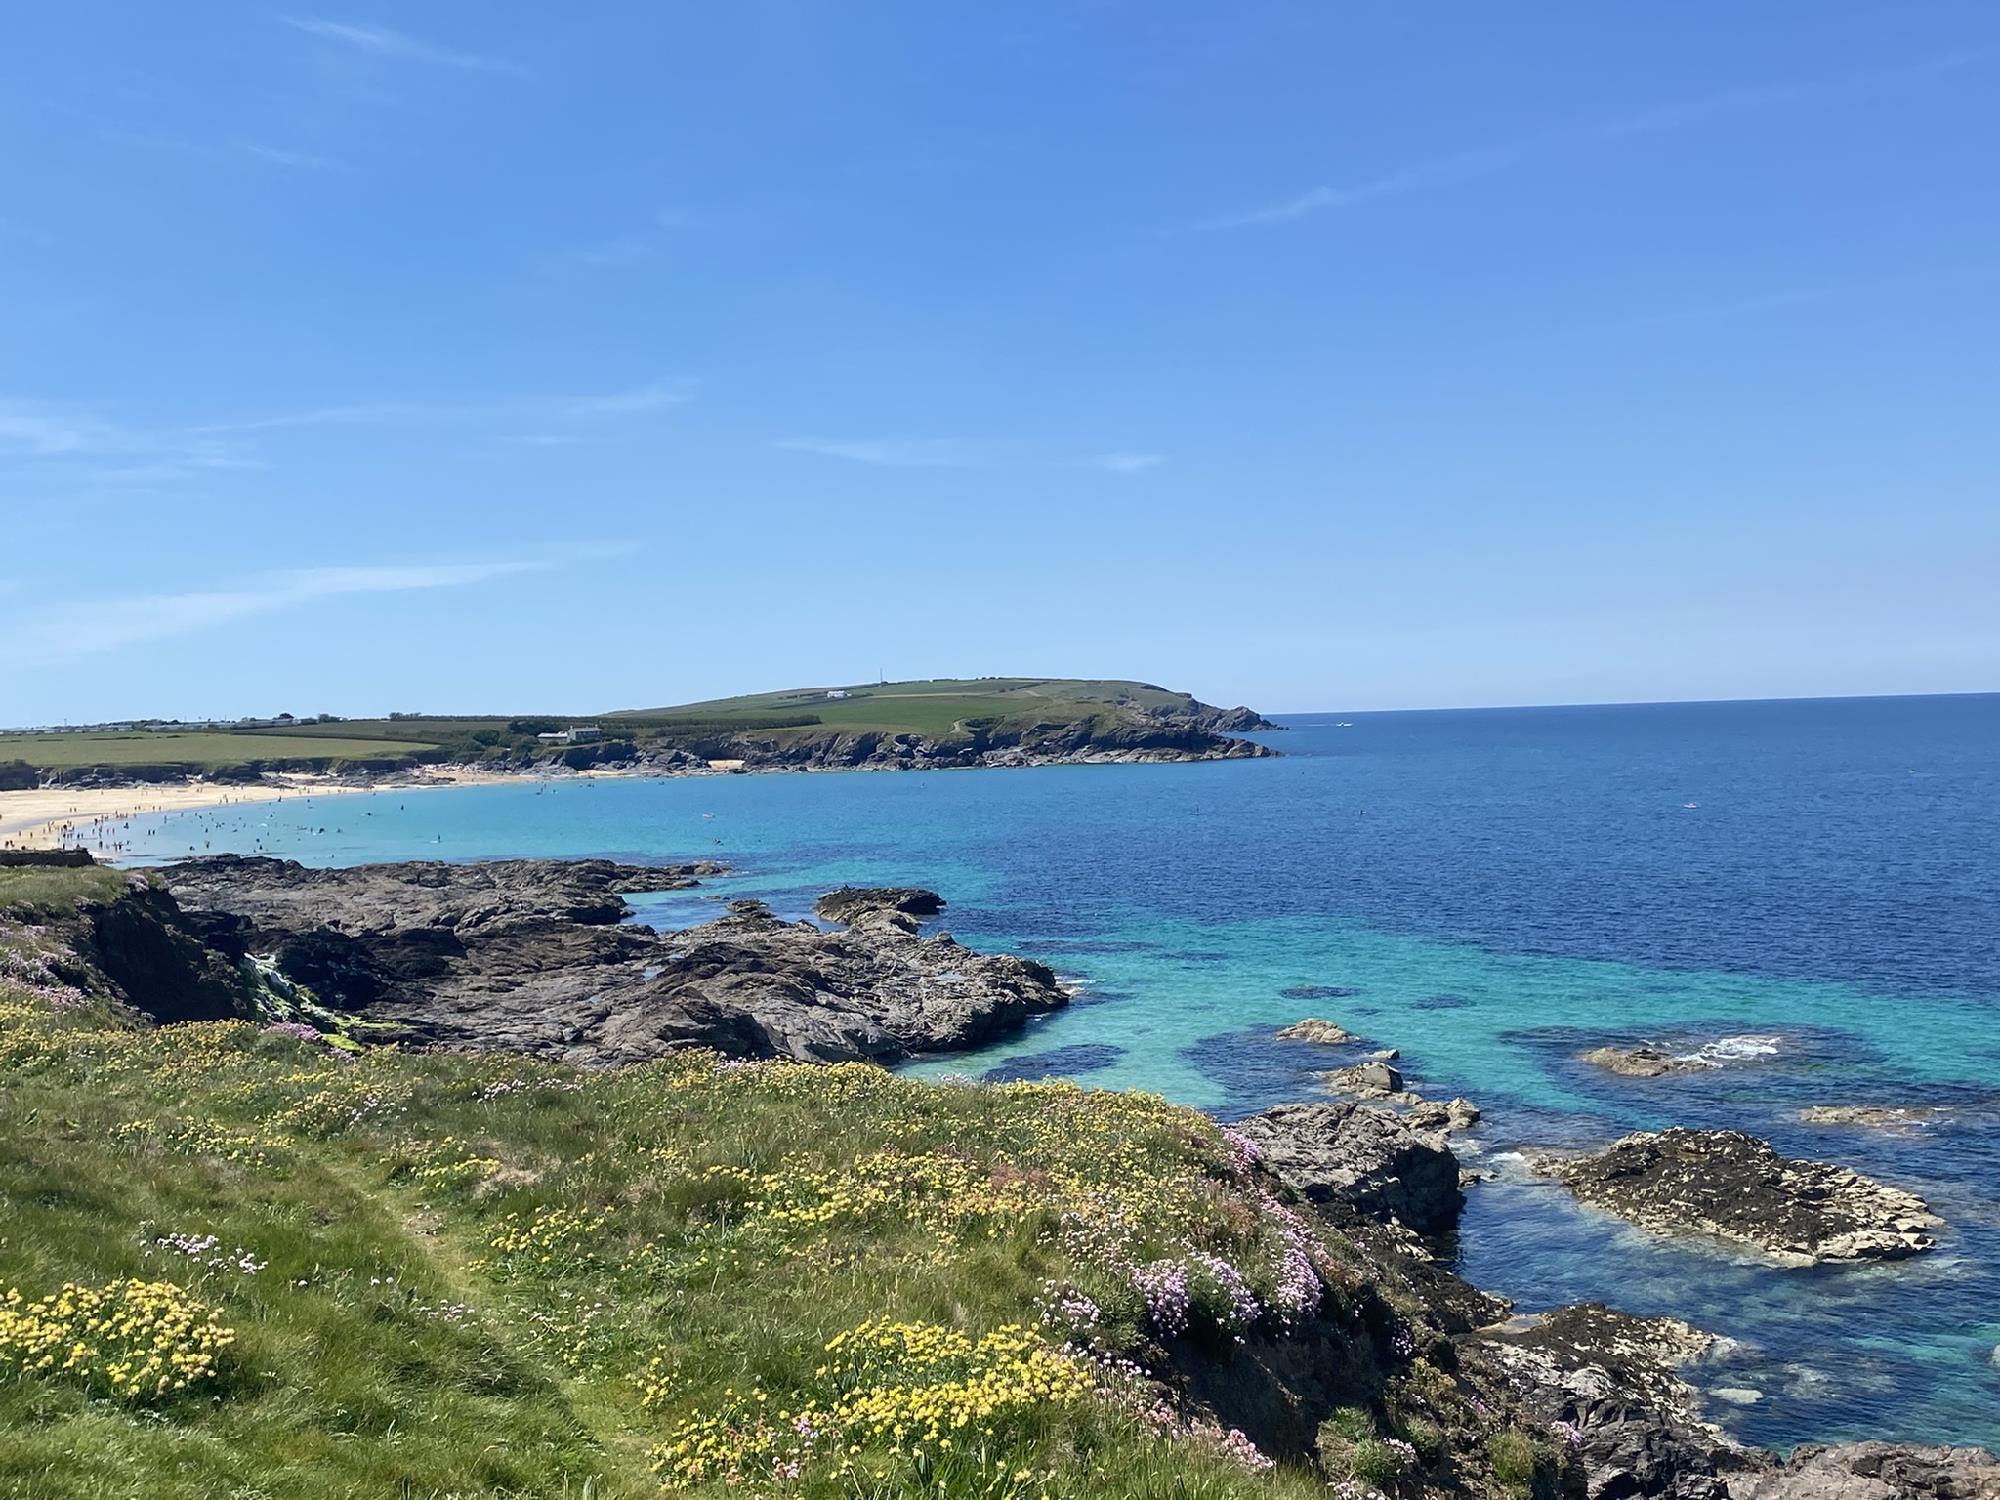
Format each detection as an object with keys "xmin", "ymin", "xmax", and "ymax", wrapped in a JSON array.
[
  {"xmin": 0, "ymin": 727, "xmax": 1278, "ymax": 856},
  {"xmin": 0, "ymin": 677, "xmax": 1279, "ymax": 853}
]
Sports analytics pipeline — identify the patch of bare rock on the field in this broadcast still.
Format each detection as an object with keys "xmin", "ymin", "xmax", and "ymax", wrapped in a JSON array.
[
  {"xmin": 1535, "ymin": 1129, "xmax": 1943, "ymax": 1266},
  {"xmin": 1582, "ymin": 1043, "xmax": 1710, "ymax": 1078},
  {"xmin": 1233, "ymin": 1100, "xmax": 1464, "ymax": 1235},
  {"xmin": 1469, "ymin": 1302, "xmax": 1749, "ymax": 1500},
  {"xmin": 813, "ymin": 887, "xmax": 945, "ymax": 923},
  {"xmin": 155, "ymin": 856, "xmax": 1067, "ymax": 1066},
  {"xmin": 1274, "ymin": 1016, "xmax": 1356, "ymax": 1044}
]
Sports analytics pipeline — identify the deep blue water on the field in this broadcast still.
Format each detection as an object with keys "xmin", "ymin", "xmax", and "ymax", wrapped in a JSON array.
[{"xmin": 113, "ymin": 694, "xmax": 2000, "ymax": 1452}]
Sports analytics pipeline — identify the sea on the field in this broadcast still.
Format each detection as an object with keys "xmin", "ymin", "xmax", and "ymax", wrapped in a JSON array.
[{"xmin": 110, "ymin": 693, "xmax": 2000, "ymax": 1454}]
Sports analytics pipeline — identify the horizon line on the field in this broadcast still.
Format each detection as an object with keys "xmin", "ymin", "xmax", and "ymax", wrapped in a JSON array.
[{"xmin": 1264, "ymin": 688, "xmax": 1999, "ymax": 718}]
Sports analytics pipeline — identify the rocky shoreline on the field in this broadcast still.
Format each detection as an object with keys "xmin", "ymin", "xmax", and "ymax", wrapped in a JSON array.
[
  {"xmin": 18, "ymin": 853, "xmax": 1995, "ymax": 1497},
  {"xmin": 148, "ymin": 856, "xmax": 1069, "ymax": 1066},
  {"xmin": 1238, "ymin": 1073, "xmax": 1994, "ymax": 1498},
  {"xmin": 16, "ymin": 701, "xmax": 1280, "ymax": 797}
]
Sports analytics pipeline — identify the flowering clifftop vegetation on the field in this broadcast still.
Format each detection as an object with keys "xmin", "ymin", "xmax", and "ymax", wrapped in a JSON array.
[{"xmin": 0, "ymin": 883, "xmax": 1566, "ymax": 1499}]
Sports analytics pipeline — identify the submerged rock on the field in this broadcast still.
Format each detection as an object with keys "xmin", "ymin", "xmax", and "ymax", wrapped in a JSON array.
[
  {"xmin": 1729, "ymin": 1441, "xmax": 2000, "ymax": 1499},
  {"xmin": 1581, "ymin": 1037, "xmax": 1784, "ymax": 1079},
  {"xmin": 1581, "ymin": 1043, "xmax": 1706, "ymax": 1078},
  {"xmin": 1277, "ymin": 983, "xmax": 1359, "ymax": 1002},
  {"xmin": 1796, "ymin": 1105, "xmax": 1944, "ymax": 1132},
  {"xmin": 1274, "ymin": 1016, "xmax": 1355, "ymax": 1044},
  {"xmin": 1536, "ymin": 1129, "xmax": 1943, "ymax": 1266},
  {"xmin": 1233, "ymin": 1100, "xmax": 1463, "ymax": 1234}
]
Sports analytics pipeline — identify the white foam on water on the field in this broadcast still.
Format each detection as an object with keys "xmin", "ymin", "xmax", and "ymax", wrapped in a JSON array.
[{"xmin": 1677, "ymin": 1033, "xmax": 1785, "ymax": 1066}]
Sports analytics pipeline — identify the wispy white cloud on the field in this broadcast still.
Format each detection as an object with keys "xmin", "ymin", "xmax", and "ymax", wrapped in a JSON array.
[
  {"xmin": 1193, "ymin": 49, "xmax": 1991, "ymax": 231},
  {"xmin": 0, "ymin": 385, "xmax": 691, "ymax": 497},
  {"xmin": 1088, "ymin": 451, "xmax": 1165, "ymax": 475},
  {"xmin": 101, "ymin": 130, "xmax": 346, "ymax": 171},
  {"xmin": 192, "ymin": 382, "xmax": 695, "ymax": 436},
  {"xmin": 229, "ymin": 140, "xmax": 346, "ymax": 171},
  {"xmin": 0, "ymin": 403, "xmax": 103, "ymax": 455},
  {"xmin": 191, "ymin": 401, "xmax": 476, "ymax": 436},
  {"xmin": 13, "ymin": 559, "xmax": 551, "ymax": 660},
  {"xmin": 563, "ymin": 381, "xmax": 694, "ymax": 418},
  {"xmin": 776, "ymin": 437, "xmax": 981, "ymax": 468},
  {"xmin": 282, "ymin": 16, "xmax": 526, "ymax": 76},
  {"xmin": 0, "ymin": 400, "xmax": 256, "ymax": 479}
]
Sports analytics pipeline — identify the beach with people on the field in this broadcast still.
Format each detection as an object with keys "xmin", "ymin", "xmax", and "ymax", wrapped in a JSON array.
[{"xmin": 0, "ymin": 767, "xmax": 524, "ymax": 856}]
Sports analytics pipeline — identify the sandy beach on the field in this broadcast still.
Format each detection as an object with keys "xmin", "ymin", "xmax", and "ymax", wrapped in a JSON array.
[{"xmin": 0, "ymin": 767, "xmax": 525, "ymax": 857}]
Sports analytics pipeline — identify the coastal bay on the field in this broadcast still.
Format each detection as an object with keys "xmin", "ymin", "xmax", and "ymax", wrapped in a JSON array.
[{"xmin": 88, "ymin": 694, "xmax": 2000, "ymax": 1461}]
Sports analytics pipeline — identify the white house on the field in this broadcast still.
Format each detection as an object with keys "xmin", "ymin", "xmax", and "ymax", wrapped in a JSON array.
[{"xmin": 825, "ymin": 689, "xmax": 851, "ymax": 700}]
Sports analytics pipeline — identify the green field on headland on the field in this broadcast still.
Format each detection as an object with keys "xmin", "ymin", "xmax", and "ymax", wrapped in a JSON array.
[
  {"xmin": 0, "ymin": 731, "xmax": 438, "ymax": 772},
  {"xmin": 1, "ymin": 678, "xmax": 1256, "ymax": 782}
]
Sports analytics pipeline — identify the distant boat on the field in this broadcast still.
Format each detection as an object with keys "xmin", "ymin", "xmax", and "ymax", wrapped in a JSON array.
[
  {"xmin": 1336, "ymin": 722, "xmax": 1353, "ymax": 728},
  {"xmin": 1682, "ymin": 801, "xmax": 1699, "ymax": 809}
]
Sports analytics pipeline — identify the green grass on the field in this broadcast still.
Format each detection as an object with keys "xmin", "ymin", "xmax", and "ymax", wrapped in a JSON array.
[
  {"xmin": 0, "ymin": 732, "xmax": 438, "ymax": 772},
  {"xmin": 638, "ymin": 677, "xmax": 1196, "ymax": 719},
  {"xmin": 0, "ymin": 864, "xmax": 131, "ymax": 917},
  {"xmin": 0, "ymin": 855, "xmax": 1557, "ymax": 1499},
  {"xmin": 0, "ymin": 976, "xmax": 1514, "ymax": 1498},
  {"xmin": 627, "ymin": 678, "xmax": 1205, "ymax": 741}
]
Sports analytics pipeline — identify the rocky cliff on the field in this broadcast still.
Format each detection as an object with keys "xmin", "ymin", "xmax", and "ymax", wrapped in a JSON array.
[
  {"xmin": 629, "ymin": 702, "xmax": 1278, "ymax": 774},
  {"xmin": 151, "ymin": 856, "xmax": 1068, "ymax": 1065}
]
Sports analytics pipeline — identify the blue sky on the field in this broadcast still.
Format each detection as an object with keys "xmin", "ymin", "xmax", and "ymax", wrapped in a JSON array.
[{"xmin": 3, "ymin": 2, "xmax": 1996, "ymax": 723}]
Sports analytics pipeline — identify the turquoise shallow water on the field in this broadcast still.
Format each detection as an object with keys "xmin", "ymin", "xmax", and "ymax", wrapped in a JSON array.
[{"xmin": 110, "ymin": 695, "xmax": 2000, "ymax": 1452}]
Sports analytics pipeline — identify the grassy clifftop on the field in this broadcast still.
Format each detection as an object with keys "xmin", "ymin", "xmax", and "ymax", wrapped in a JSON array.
[
  {"xmin": 625, "ymin": 678, "xmax": 1218, "ymax": 737},
  {"xmin": 0, "ymin": 879, "xmax": 1556, "ymax": 1500},
  {"xmin": 1, "ymin": 678, "xmax": 1268, "ymax": 781}
]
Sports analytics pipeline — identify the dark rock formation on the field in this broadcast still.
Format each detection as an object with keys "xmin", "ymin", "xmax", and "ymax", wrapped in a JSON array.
[
  {"xmin": 814, "ymin": 887, "xmax": 945, "ymax": 923},
  {"xmin": 1729, "ymin": 1442, "xmax": 2000, "ymax": 1499},
  {"xmin": 589, "ymin": 898, "xmax": 1068, "ymax": 1065},
  {"xmin": 78, "ymin": 875, "xmax": 254, "ymax": 1022},
  {"xmin": 1202, "ymin": 705, "xmax": 1281, "ymax": 733},
  {"xmin": 634, "ymin": 701, "xmax": 1278, "ymax": 776},
  {"xmin": 0, "ymin": 847, "xmax": 96, "ymax": 868},
  {"xmin": 1234, "ymin": 1101, "xmax": 1463, "ymax": 1235},
  {"xmin": 1404, "ymin": 1096, "xmax": 1483, "ymax": 1135},
  {"xmin": 1468, "ymin": 1303, "xmax": 1749, "ymax": 1500},
  {"xmin": 1536, "ymin": 1129, "xmax": 1943, "ymax": 1266},
  {"xmin": 1581, "ymin": 1044, "xmax": 1705, "ymax": 1078},
  {"xmin": 155, "ymin": 856, "xmax": 1067, "ymax": 1066},
  {"xmin": 1318, "ymin": 1060, "xmax": 1406, "ymax": 1096}
]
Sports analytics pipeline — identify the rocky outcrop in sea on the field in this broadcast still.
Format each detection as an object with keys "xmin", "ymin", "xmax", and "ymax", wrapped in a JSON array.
[
  {"xmin": 147, "ymin": 857, "xmax": 1070, "ymax": 1065},
  {"xmin": 1535, "ymin": 1128, "xmax": 1944, "ymax": 1266}
]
